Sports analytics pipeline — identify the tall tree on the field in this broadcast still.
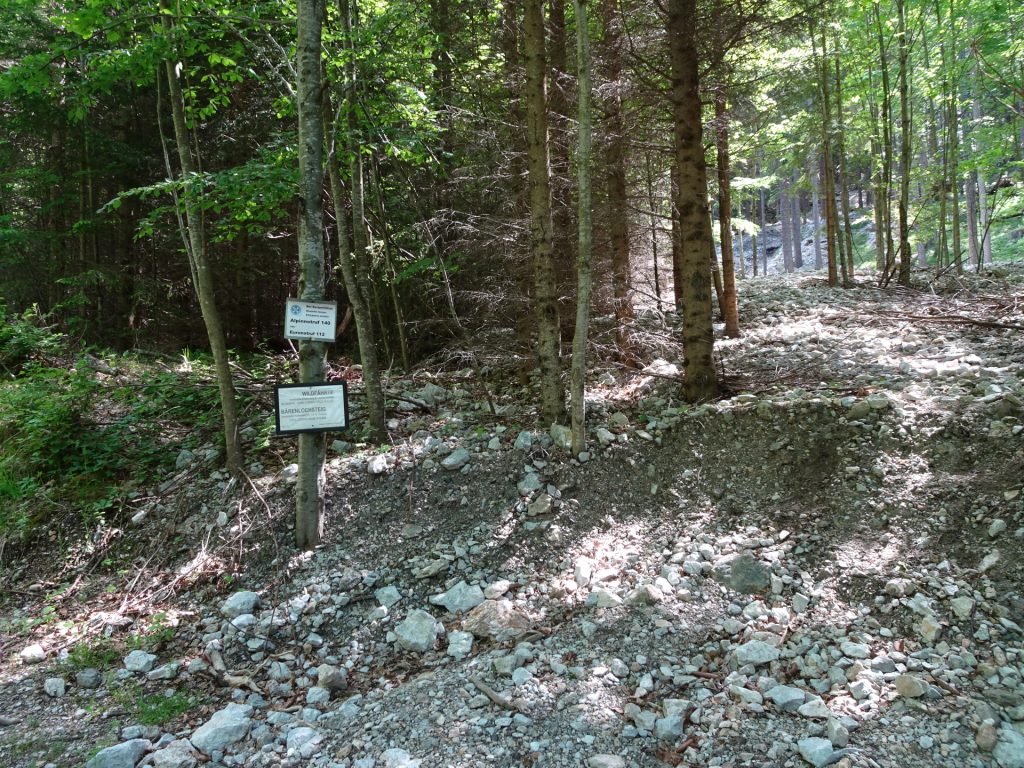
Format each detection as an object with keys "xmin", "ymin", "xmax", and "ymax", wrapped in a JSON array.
[
  {"xmin": 600, "ymin": 0, "xmax": 635, "ymax": 359},
  {"xmin": 896, "ymin": 0, "xmax": 912, "ymax": 286},
  {"xmin": 294, "ymin": 0, "xmax": 328, "ymax": 548},
  {"xmin": 714, "ymin": 85, "xmax": 741, "ymax": 337},
  {"xmin": 159, "ymin": 0, "xmax": 243, "ymax": 477},
  {"xmin": 524, "ymin": 0, "xmax": 566, "ymax": 425},
  {"xmin": 668, "ymin": 0, "xmax": 716, "ymax": 401},
  {"xmin": 570, "ymin": 0, "xmax": 593, "ymax": 455},
  {"xmin": 833, "ymin": 54, "xmax": 854, "ymax": 283},
  {"xmin": 815, "ymin": 29, "xmax": 840, "ymax": 286},
  {"xmin": 331, "ymin": 0, "xmax": 386, "ymax": 440}
]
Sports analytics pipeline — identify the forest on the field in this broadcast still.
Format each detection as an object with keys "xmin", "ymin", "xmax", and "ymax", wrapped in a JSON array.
[
  {"xmin": 2, "ymin": 0, "xmax": 1022, "ymax": 541},
  {"xmin": 2, "ymin": 1, "xmax": 1024, "ymax": 767},
  {"xmin": 1, "ymin": 0, "xmax": 1020, "ymax": 358}
]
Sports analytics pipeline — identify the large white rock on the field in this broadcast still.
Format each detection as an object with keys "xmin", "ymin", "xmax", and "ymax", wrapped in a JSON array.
[
  {"xmin": 587, "ymin": 755, "xmax": 626, "ymax": 768},
  {"xmin": 839, "ymin": 641, "xmax": 870, "ymax": 659},
  {"xmin": 382, "ymin": 747, "xmax": 422, "ymax": 767},
  {"xmin": 441, "ymin": 448, "xmax": 471, "ymax": 470},
  {"xmin": 43, "ymin": 677, "xmax": 66, "ymax": 697},
  {"xmin": 430, "ymin": 581, "xmax": 485, "ymax": 613},
  {"xmin": 765, "ymin": 684, "xmax": 805, "ymax": 712},
  {"xmin": 85, "ymin": 739, "xmax": 152, "ymax": 768},
  {"xmin": 894, "ymin": 674, "xmax": 927, "ymax": 698},
  {"xmin": 150, "ymin": 742, "xmax": 199, "ymax": 768},
  {"xmin": 447, "ymin": 630, "xmax": 474, "ymax": 660},
  {"xmin": 375, "ymin": 586, "xmax": 402, "ymax": 608},
  {"xmin": 189, "ymin": 703, "xmax": 253, "ymax": 754},
  {"xmin": 19, "ymin": 643, "xmax": 46, "ymax": 664},
  {"xmin": 733, "ymin": 639, "xmax": 780, "ymax": 666},
  {"xmin": 123, "ymin": 650, "xmax": 158, "ymax": 674},
  {"xmin": 995, "ymin": 728, "xmax": 1024, "ymax": 768},
  {"xmin": 220, "ymin": 590, "xmax": 260, "ymax": 619},
  {"xmin": 797, "ymin": 737, "xmax": 834, "ymax": 767},
  {"xmin": 395, "ymin": 609, "xmax": 440, "ymax": 652},
  {"xmin": 286, "ymin": 727, "xmax": 323, "ymax": 758}
]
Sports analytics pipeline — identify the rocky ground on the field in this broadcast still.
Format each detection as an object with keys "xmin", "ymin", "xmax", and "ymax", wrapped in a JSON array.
[{"xmin": 3, "ymin": 264, "xmax": 1024, "ymax": 768}]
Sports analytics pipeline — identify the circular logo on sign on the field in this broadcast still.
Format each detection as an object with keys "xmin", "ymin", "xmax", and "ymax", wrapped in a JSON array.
[{"xmin": 290, "ymin": 304, "xmax": 303, "ymax": 316}]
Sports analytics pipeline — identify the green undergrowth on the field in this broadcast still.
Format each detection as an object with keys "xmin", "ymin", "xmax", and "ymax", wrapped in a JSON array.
[{"xmin": 0, "ymin": 303, "xmax": 234, "ymax": 543}]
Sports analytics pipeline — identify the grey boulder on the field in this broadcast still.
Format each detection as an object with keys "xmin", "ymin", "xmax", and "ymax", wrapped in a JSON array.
[
  {"xmin": 395, "ymin": 609, "xmax": 441, "ymax": 652},
  {"xmin": 189, "ymin": 703, "xmax": 253, "ymax": 754},
  {"xmin": 85, "ymin": 739, "xmax": 152, "ymax": 768},
  {"xmin": 220, "ymin": 590, "xmax": 261, "ymax": 619}
]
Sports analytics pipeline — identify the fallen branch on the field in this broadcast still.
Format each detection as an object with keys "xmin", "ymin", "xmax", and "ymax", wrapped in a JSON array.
[
  {"xmin": 469, "ymin": 674, "xmax": 522, "ymax": 712},
  {"xmin": 872, "ymin": 310, "xmax": 1024, "ymax": 331}
]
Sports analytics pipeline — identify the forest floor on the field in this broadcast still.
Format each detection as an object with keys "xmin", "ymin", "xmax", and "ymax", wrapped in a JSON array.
[{"xmin": 2, "ymin": 263, "xmax": 1024, "ymax": 768}]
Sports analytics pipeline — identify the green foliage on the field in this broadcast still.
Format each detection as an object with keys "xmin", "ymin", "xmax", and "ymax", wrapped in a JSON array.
[
  {"xmin": 126, "ymin": 611, "xmax": 178, "ymax": 651},
  {"xmin": 109, "ymin": 681, "xmax": 197, "ymax": 725},
  {"xmin": 65, "ymin": 636, "xmax": 120, "ymax": 670},
  {"xmin": 136, "ymin": 689, "xmax": 197, "ymax": 725},
  {"xmin": 0, "ymin": 303, "xmax": 62, "ymax": 374},
  {"xmin": 0, "ymin": 332, "xmax": 231, "ymax": 540},
  {"xmin": 101, "ymin": 142, "xmax": 298, "ymax": 244}
]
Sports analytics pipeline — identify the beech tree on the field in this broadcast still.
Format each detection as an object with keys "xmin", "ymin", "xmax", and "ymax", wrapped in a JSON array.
[
  {"xmin": 294, "ymin": 0, "xmax": 327, "ymax": 548},
  {"xmin": 158, "ymin": 0, "xmax": 243, "ymax": 477}
]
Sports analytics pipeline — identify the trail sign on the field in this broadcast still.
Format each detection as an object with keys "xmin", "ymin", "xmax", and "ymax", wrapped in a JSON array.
[
  {"xmin": 274, "ymin": 382, "xmax": 348, "ymax": 435},
  {"xmin": 284, "ymin": 299, "xmax": 337, "ymax": 341}
]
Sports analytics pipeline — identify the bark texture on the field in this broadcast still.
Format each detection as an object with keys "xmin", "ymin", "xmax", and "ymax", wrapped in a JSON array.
[
  {"xmin": 714, "ymin": 87, "xmax": 740, "ymax": 337},
  {"xmin": 295, "ymin": 0, "xmax": 328, "ymax": 549},
  {"xmin": 524, "ymin": 0, "xmax": 566, "ymax": 425},
  {"xmin": 570, "ymin": 0, "xmax": 593, "ymax": 455},
  {"xmin": 668, "ymin": 0, "xmax": 716, "ymax": 402}
]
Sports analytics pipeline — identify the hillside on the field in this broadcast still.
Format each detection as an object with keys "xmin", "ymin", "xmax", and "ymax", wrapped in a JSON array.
[{"xmin": 3, "ymin": 267, "xmax": 1024, "ymax": 768}]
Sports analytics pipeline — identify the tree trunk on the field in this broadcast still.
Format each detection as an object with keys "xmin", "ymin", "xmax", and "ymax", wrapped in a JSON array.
[
  {"xmin": 601, "ymin": 0, "xmax": 635, "ymax": 358},
  {"xmin": 668, "ymin": 0, "xmax": 716, "ymax": 402},
  {"xmin": 780, "ymin": 178, "xmax": 794, "ymax": 273},
  {"xmin": 791, "ymin": 172, "xmax": 803, "ymax": 269},
  {"xmin": 709, "ymin": 207, "xmax": 725, "ymax": 320},
  {"xmin": 874, "ymin": 7, "xmax": 897, "ymax": 279},
  {"xmin": 671, "ymin": 161, "xmax": 684, "ymax": 311},
  {"xmin": 965, "ymin": 164, "xmax": 980, "ymax": 267},
  {"xmin": 570, "ymin": 0, "xmax": 593, "ymax": 456},
  {"xmin": 750, "ymin": 196, "xmax": 759, "ymax": 277},
  {"xmin": 159, "ymin": 2, "xmax": 243, "ymax": 478},
  {"xmin": 973, "ymin": 85, "xmax": 992, "ymax": 265},
  {"xmin": 759, "ymin": 186, "xmax": 768, "ymax": 274},
  {"xmin": 811, "ymin": 163, "xmax": 823, "ymax": 269},
  {"xmin": 524, "ymin": 0, "xmax": 565, "ymax": 425},
  {"xmin": 735, "ymin": 211, "xmax": 746, "ymax": 279},
  {"xmin": 294, "ymin": 0, "xmax": 328, "ymax": 549},
  {"xmin": 947, "ymin": 61, "xmax": 963, "ymax": 274},
  {"xmin": 868, "ymin": 70, "xmax": 887, "ymax": 272},
  {"xmin": 646, "ymin": 154, "xmax": 664, "ymax": 310},
  {"xmin": 896, "ymin": 0, "xmax": 912, "ymax": 287},
  {"xmin": 818, "ymin": 30, "xmax": 839, "ymax": 286},
  {"xmin": 501, "ymin": 2, "xmax": 533, "ymax": 385},
  {"xmin": 325, "ymin": 0, "xmax": 386, "ymax": 442},
  {"xmin": 714, "ymin": 87, "xmax": 740, "ymax": 337},
  {"xmin": 548, "ymin": 0, "xmax": 575, "ymax": 318},
  {"xmin": 834, "ymin": 55, "xmax": 855, "ymax": 283}
]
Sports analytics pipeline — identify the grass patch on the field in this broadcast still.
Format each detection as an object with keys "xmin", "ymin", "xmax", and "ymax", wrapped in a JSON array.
[
  {"xmin": 136, "ymin": 690, "xmax": 197, "ymax": 726},
  {"xmin": 110, "ymin": 681, "xmax": 199, "ymax": 726},
  {"xmin": 65, "ymin": 637, "xmax": 120, "ymax": 671}
]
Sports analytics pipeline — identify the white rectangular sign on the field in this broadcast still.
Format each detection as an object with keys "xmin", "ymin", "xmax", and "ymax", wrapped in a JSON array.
[
  {"xmin": 274, "ymin": 383, "xmax": 348, "ymax": 435},
  {"xmin": 284, "ymin": 299, "xmax": 337, "ymax": 341}
]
